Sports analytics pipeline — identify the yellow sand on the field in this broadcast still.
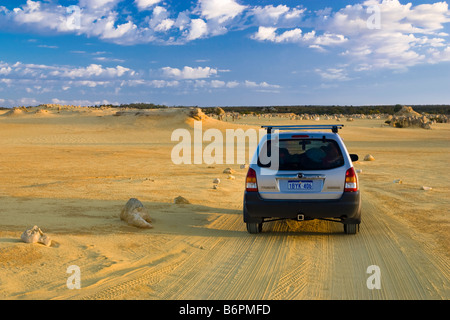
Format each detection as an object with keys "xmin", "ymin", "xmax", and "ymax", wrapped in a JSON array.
[{"xmin": 0, "ymin": 107, "xmax": 448, "ymax": 300}]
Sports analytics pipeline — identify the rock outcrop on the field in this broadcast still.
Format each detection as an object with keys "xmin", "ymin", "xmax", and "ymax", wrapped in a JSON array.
[
  {"xmin": 389, "ymin": 106, "xmax": 433, "ymax": 129},
  {"xmin": 21, "ymin": 226, "xmax": 52, "ymax": 246},
  {"xmin": 120, "ymin": 198, "xmax": 153, "ymax": 228},
  {"xmin": 188, "ymin": 107, "xmax": 207, "ymax": 121},
  {"xmin": 174, "ymin": 196, "xmax": 190, "ymax": 204}
]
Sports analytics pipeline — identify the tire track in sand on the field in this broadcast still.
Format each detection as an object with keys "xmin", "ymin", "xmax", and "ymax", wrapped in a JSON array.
[
  {"xmin": 149, "ymin": 214, "xmax": 293, "ymax": 299},
  {"xmin": 77, "ymin": 250, "xmax": 189, "ymax": 300},
  {"xmin": 323, "ymin": 192, "xmax": 449, "ymax": 299},
  {"xmin": 63, "ymin": 191, "xmax": 448, "ymax": 300}
]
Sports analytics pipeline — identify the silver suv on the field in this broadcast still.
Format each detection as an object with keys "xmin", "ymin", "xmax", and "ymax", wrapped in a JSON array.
[{"xmin": 243, "ymin": 125, "xmax": 361, "ymax": 234}]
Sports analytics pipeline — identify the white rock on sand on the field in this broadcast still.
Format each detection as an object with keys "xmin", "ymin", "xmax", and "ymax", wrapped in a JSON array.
[
  {"xmin": 21, "ymin": 226, "xmax": 52, "ymax": 246},
  {"xmin": 421, "ymin": 186, "xmax": 432, "ymax": 191},
  {"xmin": 364, "ymin": 154, "xmax": 375, "ymax": 161},
  {"xmin": 213, "ymin": 178, "xmax": 220, "ymax": 184},
  {"xmin": 223, "ymin": 168, "xmax": 235, "ymax": 174},
  {"xmin": 120, "ymin": 198, "xmax": 153, "ymax": 228}
]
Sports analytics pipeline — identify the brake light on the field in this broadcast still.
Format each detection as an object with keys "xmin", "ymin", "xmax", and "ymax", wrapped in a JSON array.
[
  {"xmin": 292, "ymin": 135, "xmax": 309, "ymax": 138},
  {"xmin": 344, "ymin": 167, "xmax": 358, "ymax": 192},
  {"xmin": 246, "ymin": 168, "xmax": 258, "ymax": 192}
]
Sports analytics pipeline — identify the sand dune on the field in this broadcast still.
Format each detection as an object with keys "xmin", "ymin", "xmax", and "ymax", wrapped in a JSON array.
[{"xmin": 0, "ymin": 107, "xmax": 448, "ymax": 300}]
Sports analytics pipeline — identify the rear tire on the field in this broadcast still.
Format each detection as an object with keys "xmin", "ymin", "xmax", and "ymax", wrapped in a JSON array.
[
  {"xmin": 344, "ymin": 223, "xmax": 358, "ymax": 234},
  {"xmin": 247, "ymin": 222, "xmax": 263, "ymax": 234}
]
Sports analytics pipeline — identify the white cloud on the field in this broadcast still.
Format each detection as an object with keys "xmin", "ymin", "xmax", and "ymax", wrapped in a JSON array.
[
  {"xmin": 121, "ymin": 79, "xmax": 180, "ymax": 88},
  {"xmin": 1, "ymin": 0, "xmax": 449, "ymax": 71},
  {"xmin": 147, "ymin": 6, "xmax": 175, "ymax": 33},
  {"xmin": 93, "ymin": 56, "xmax": 126, "ymax": 63},
  {"xmin": 252, "ymin": 26, "xmax": 277, "ymax": 41},
  {"xmin": 428, "ymin": 46, "xmax": 450, "ymax": 63},
  {"xmin": 199, "ymin": 0, "xmax": 247, "ymax": 23},
  {"xmin": 252, "ymin": 27, "xmax": 346, "ymax": 47},
  {"xmin": 69, "ymin": 80, "xmax": 111, "ymax": 88},
  {"xmin": 251, "ymin": 5, "xmax": 305, "ymax": 27},
  {"xmin": 195, "ymin": 0, "xmax": 248, "ymax": 38},
  {"xmin": 37, "ymin": 44, "xmax": 58, "ymax": 49},
  {"xmin": 251, "ymin": 0, "xmax": 450, "ymax": 71},
  {"xmin": 314, "ymin": 0, "xmax": 450, "ymax": 69},
  {"xmin": 315, "ymin": 68, "xmax": 351, "ymax": 81},
  {"xmin": 253, "ymin": 4, "xmax": 289, "ymax": 22},
  {"xmin": 186, "ymin": 19, "xmax": 208, "ymax": 40},
  {"xmin": 135, "ymin": 0, "xmax": 162, "ymax": 11},
  {"xmin": 226, "ymin": 81, "xmax": 239, "ymax": 88},
  {"xmin": 18, "ymin": 97, "xmax": 40, "ymax": 105},
  {"xmin": 161, "ymin": 66, "xmax": 218, "ymax": 79},
  {"xmin": 154, "ymin": 19, "xmax": 175, "ymax": 32},
  {"xmin": 1, "ymin": 60, "xmax": 259, "ymax": 98},
  {"xmin": 150, "ymin": 80, "xmax": 179, "ymax": 88},
  {"xmin": 312, "ymin": 32, "xmax": 348, "ymax": 46},
  {"xmin": 78, "ymin": 0, "xmax": 121, "ymax": 10},
  {"xmin": 0, "ymin": 61, "xmax": 136, "ymax": 87},
  {"xmin": 0, "ymin": 64, "xmax": 12, "ymax": 75},
  {"xmin": 210, "ymin": 80, "xmax": 225, "ymax": 88},
  {"xmin": 398, "ymin": 1, "xmax": 450, "ymax": 32},
  {"xmin": 2, "ymin": 0, "xmax": 141, "ymax": 44},
  {"xmin": 8, "ymin": 0, "xmax": 69, "ymax": 32},
  {"xmin": 50, "ymin": 97, "xmax": 117, "ymax": 106},
  {"xmin": 50, "ymin": 64, "xmax": 135, "ymax": 79},
  {"xmin": 244, "ymin": 80, "xmax": 281, "ymax": 89},
  {"xmin": 99, "ymin": 20, "xmax": 137, "ymax": 40},
  {"xmin": 275, "ymin": 28, "xmax": 304, "ymax": 42}
]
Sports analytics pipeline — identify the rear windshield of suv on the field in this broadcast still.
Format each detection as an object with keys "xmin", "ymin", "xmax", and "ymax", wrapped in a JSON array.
[{"xmin": 258, "ymin": 138, "xmax": 345, "ymax": 170}]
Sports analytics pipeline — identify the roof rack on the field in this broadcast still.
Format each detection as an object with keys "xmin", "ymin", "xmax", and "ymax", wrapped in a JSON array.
[{"xmin": 262, "ymin": 124, "xmax": 344, "ymax": 134}]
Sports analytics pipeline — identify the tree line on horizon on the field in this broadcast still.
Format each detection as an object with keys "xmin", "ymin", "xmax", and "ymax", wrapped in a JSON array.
[
  {"xmin": 2, "ymin": 103, "xmax": 449, "ymax": 115},
  {"xmin": 202, "ymin": 104, "xmax": 450, "ymax": 115},
  {"xmin": 111, "ymin": 103, "xmax": 449, "ymax": 115},
  {"xmin": 111, "ymin": 103, "xmax": 450, "ymax": 115}
]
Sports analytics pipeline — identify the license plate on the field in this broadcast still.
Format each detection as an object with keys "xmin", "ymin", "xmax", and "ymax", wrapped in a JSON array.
[{"xmin": 288, "ymin": 180, "xmax": 313, "ymax": 190}]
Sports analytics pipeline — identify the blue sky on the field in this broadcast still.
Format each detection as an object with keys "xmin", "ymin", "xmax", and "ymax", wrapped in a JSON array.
[{"xmin": 1, "ymin": 0, "xmax": 450, "ymax": 107}]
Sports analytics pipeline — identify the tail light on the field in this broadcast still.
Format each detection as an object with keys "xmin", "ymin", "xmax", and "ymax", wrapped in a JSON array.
[
  {"xmin": 344, "ymin": 167, "xmax": 358, "ymax": 192},
  {"xmin": 246, "ymin": 168, "xmax": 258, "ymax": 192}
]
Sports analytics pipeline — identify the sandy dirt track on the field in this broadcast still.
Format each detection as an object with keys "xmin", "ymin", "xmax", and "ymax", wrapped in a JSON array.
[{"xmin": 0, "ymin": 107, "xmax": 448, "ymax": 300}]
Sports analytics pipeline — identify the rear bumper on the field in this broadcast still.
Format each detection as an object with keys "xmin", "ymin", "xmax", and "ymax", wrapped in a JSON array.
[{"xmin": 243, "ymin": 191, "xmax": 361, "ymax": 224}]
